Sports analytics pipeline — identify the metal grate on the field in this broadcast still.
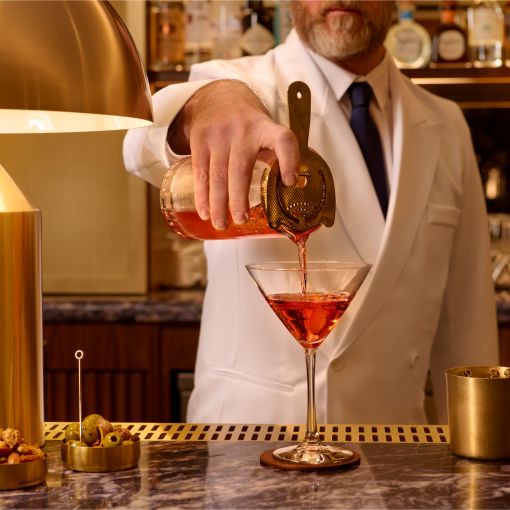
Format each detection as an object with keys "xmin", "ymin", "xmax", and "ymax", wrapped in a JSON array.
[{"xmin": 45, "ymin": 423, "xmax": 449, "ymax": 444}]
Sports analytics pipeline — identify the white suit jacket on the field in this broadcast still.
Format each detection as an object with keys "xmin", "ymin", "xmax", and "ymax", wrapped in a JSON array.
[{"xmin": 123, "ymin": 31, "xmax": 498, "ymax": 425}]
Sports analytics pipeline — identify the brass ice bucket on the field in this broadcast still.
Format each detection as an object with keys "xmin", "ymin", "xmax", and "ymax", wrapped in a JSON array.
[{"xmin": 446, "ymin": 366, "xmax": 510, "ymax": 460}]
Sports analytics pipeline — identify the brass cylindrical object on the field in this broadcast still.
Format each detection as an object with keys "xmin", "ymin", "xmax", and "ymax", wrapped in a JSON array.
[
  {"xmin": 61, "ymin": 440, "xmax": 141, "ymax": 472},
  {"xmin": 0, "ymin": 457, "xmax": 47, "ymax": 491},
  {"xmin": 0, "ymin": 165, "xmax": 44, "ymax": 446},
  {"xmin": 446, "ymin": 366, "xmax": 510, "ymax": 460}
]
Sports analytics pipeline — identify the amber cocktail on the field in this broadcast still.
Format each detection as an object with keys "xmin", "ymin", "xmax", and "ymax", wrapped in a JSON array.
[{"xmin": 247, "ymin": 261, "xmax": 370, "ymax": 466}]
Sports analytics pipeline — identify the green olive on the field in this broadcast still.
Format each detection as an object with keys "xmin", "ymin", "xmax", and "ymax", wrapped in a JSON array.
[
  {"xmin": 102, "ymin": 431, "xmax": 123, "ymax": 448},
  {"xmin": 81, "ymin": 413, "xmax": 104, "ymax": 446},
  {"xmin": 97, "ymin": 417, "xmax": 113, "ymax": 437},
  {"xmin": 114, "ymin": 426, "xmax": 131, "ymax": 441},
  {"xmin": 82, "ymin": 424, "xmax": 99, "ymax": 446},
  {"xmin": 82, "ymin": 414, "xmax": 103, "ymax": 430},
  {"xmin": 64, "ymin": 422, "xmax": 80, "ymax": 443}
]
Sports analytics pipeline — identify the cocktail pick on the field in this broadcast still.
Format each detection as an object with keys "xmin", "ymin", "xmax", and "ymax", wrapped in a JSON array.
[{"xmin": 74, "ymin": 350, "xmax": 84, "ymax": 443}]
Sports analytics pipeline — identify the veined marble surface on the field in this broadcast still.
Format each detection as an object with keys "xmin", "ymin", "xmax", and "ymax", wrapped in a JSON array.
[
  {"xmin": 42, "ymin": 290, "xmax": 204, "ymax": 323},
  {"xmin": 42, "ymin": 291, "xmax": 510, "ymax": 325},
  {"xmin": 1, "ymin": 440, "xmax": 510, "ymax": 509}
]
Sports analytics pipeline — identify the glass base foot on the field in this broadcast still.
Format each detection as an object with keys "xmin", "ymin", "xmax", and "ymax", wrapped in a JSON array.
[{"xmin": 273, "ymin": 443, "xmax": 354, "ymax": 465}]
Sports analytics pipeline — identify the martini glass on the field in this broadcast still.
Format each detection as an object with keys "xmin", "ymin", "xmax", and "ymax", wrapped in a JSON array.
[{"xmin": 246, "ymin": 260, "xmax": 370, "ymax": 466}]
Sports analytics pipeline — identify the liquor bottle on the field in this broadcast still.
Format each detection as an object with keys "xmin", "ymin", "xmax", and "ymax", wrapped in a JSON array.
[
  {"xmin": 210, "ymin": 0, "xmax": 243, "ymax": 59},
  {"xmin": 384, "ymin": 2, "xmax": 432, "ymax": 69},
  {"xmin": 504, "ymin": 1, "xmax": 510, "ymax": 66},
  {"xmin": 273, "ymin": 0, "xmax": 293, "ymax": 45},
  {"xmin": 242, "ymin": 1, "xmax": 275, "ymax": 34},
  {"xmin": 148, "ymin": 0, "xmax": 186, "ymax": 72},
  {"xmin": 467, "ymin": 0, "xmax": 505, "ymax": 68},
  {"xmin": 241, "ymin": 12, "xmax": 275, "ymax": 55},
  {"xmin": 431, "ymin": 1, "xmax": 469, "ymax": 66},
  {"xmin": 184, "ymin": 0, "xmax": 212, "ymax": 70}
]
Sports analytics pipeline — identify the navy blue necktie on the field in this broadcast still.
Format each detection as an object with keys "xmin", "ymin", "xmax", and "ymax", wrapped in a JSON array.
[{"xmin": 348, "ymin": 82, "xmax": 389, "ymax": 217}]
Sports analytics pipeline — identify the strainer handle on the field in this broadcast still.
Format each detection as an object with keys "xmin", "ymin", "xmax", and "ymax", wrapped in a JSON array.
[{"xmin": 288, "ymin": 81, "xmax": 311, "ymax": 156}]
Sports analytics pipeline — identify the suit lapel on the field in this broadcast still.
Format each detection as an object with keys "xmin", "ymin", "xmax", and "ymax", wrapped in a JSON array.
[
  {"xmin": 273, "ymin": 34, "xmax": 445, "ymax": 359},
  {"xmin": 314, "ymin": 102, "xmax": 385, "ymax": 263},
  {"xmin": 328, "ymin": 64, "xmax": 445, "ymax": 359}
]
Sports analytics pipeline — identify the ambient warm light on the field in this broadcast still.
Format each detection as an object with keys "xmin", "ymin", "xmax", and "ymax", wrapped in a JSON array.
[
  {"xmin": 0, "ymin": 0, "xmax": 153, "ymax": 446},
  {"xmin": 0, "ymin": 110, "xmax": 152, "ymax": 134},
  {"xmin": 0, "ymin": 164, "xmax": 32, "ymax": 212},
  {"xmin": 0, "ymin": 1, "xmax": 153, "ymax": 127}
]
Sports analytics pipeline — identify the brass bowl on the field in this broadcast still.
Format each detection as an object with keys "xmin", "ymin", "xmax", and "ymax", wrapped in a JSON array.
[
  {"xmin": 0, "ymin": 456, "xmax": 48, "ymax": 490},
  {"xmin": 61, "ymin": 438, "xmax": 141, "ymax": 472}
]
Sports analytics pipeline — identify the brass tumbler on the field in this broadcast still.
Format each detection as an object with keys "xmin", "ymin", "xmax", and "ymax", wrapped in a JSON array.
[
  {"xmin": 446, "ymin": 366, "xmax": 510, "ymax": 460},
  {"xmin": 0, "ymin": 166, "xmax": 44, "ymax": 446}
]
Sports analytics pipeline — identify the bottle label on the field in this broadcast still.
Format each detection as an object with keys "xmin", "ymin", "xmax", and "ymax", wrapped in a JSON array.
[
  {"xmin": 154, "ymin": 4, "xmax": 185, "ymax": 66},
  {"xmin": 394, "ymin": 27, "xmax": 423, "ymax": 63},
  {"xmin": 470, "ymin": 7, "xmax": 504, "ymax": 43},
  {"xmin": 211, "ymin": 1, "xmax": 243, "ymax": 59},
  {"xmin": 241, "ymin": 24, "xmax": 275, "ymax": 55},
  {"xmin": 438, "ymin": 30, "xmax": 466, "ymax": 60}
]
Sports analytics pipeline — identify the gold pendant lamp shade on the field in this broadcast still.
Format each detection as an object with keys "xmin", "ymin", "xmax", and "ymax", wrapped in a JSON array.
[
  {"xmin": 0, "ymin": 0, "xmax": 153, "ymax": 132},
  {"xmin": 0, "ymin": 0, "xmax": 153, "ymax": 445}
]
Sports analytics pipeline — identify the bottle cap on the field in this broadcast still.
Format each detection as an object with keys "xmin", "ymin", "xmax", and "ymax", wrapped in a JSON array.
[{"xmin": 440, "ymin": 1, "xmax": 457, "ymax": 10}]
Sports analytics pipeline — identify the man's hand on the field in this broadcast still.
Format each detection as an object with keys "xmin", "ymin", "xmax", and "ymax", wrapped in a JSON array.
[{"xmin": 168, "ymin": 80, "xmax": 300, "ymax": 230}]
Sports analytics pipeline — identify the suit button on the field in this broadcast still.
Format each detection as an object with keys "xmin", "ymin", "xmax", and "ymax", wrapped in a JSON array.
[
  {"xmin": 409, "ymin": 353, "xmax": 420, "ymax": 369},
  {"xmin": 331, "ymin": 359, "xmax": 344, "ymax": 371}
]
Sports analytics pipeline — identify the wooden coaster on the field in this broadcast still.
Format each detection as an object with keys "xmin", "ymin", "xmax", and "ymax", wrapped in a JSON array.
[{"xmin": 260, "ymin": 449, "xmax": 360, "ymax": 471}]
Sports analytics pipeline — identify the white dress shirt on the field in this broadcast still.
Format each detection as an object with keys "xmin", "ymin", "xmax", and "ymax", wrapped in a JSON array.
[{"xmin": 306, "ymin": 48, "xmax": 394, "ymax": 193}]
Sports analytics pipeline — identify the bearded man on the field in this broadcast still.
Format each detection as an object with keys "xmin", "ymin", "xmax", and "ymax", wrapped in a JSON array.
[{"xmin": 123, "ymin": 1, "xmax": 497, "ymax": 425}]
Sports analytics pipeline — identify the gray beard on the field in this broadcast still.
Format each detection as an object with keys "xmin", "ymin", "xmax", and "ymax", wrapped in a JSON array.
[
  {"xmin": 290, "ymin": 1, "xmax": 392, "ymax": 62},
  {"xmin": 305, "ymin": 16, "xmax": 372, "ymax": 60}
]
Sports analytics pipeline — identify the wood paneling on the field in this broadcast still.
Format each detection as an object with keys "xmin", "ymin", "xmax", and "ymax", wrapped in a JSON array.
[
  {"xmin": 160, "ymin": 324, "xmax": 200, "ymax": 422},
  {"xmin": 498, "ymin": 325, "xmax": 510, "ymax": 367},
  {"xmin": 43, "ymin": 322, "xmax": 200, "ymax": 423},
  {"xmin": 43, "ymin": 323, "xmax": 159, "ymax": 422}
]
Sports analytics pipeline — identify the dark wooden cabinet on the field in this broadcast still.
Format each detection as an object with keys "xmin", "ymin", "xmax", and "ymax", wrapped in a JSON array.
[
  {"xmin": 498, "ymin": 325, "xmax": 510, "ymax": 367},
  {"xmin": 43, "ymin": 321, "xmax": 199, "ymax": 423},
  {"xmin": 160, "ymin": 324, "xmax": 200, "ymax": 422}
]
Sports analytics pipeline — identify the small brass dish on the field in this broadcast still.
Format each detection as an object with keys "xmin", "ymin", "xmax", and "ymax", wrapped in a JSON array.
[
  {"xmin": 0, "ymin": 456, "xmax": 48, "ymax": 490},
  {"xmin": 61, "ymin": 438, "xmax": 141, "ymax": 472}
]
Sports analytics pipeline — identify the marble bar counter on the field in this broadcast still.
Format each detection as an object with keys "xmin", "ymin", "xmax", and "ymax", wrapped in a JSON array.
[
  {"xmin": 43, "ymin": 290, "xmax": 510, "ymax": 325},
  {"xmin": 2, "ymin": 423, "xmax": 510, "ymax": 509},
  {"xmin": 42, "ymin": 290, "xmax": 204, "ymax": 323}
]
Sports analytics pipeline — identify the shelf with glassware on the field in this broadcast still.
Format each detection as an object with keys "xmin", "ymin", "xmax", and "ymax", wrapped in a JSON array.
[
  {"xmin": 145, "ymin": 0, "xmax": 510, "ymax": 91},
  {"xmin": 145, "ymin": 0, "xmax": 284, "ymax": 91},
  {"xmin": 147, "ymin": 66, "xmax": 510, "ymax": 103}
]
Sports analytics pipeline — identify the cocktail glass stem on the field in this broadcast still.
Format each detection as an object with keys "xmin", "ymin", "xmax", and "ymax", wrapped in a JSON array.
[{"xmin": 304, "ymin": 348, "xmax": 321, "ymax": 445}]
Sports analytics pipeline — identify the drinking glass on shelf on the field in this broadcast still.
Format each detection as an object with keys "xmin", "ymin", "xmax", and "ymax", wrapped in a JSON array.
[{"xmin": 246, "ymin": 260, "xmax": 370, "ymax": 466}]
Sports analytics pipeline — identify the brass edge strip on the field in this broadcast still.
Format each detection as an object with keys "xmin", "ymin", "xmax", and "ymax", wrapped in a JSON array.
[
  {"xmin": 457, "ymin": 102, "xmax": 510, "ymax": 109},
  {"xmin": 411, "ymin": 77, "xmax": 510, "ymax": 85},
  {"xmin": 44, "ymin": 423, "xmax": 450, "ymax": 444}
]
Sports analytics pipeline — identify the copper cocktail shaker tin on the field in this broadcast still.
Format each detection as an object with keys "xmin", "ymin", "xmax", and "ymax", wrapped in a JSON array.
[
  {"xmin": 160, "ymin": 81, "xmax": 335, "ymax": 241},
  {"xmin": 446, "ymin": 366, "xmax": 510, "ymax": 460}
]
